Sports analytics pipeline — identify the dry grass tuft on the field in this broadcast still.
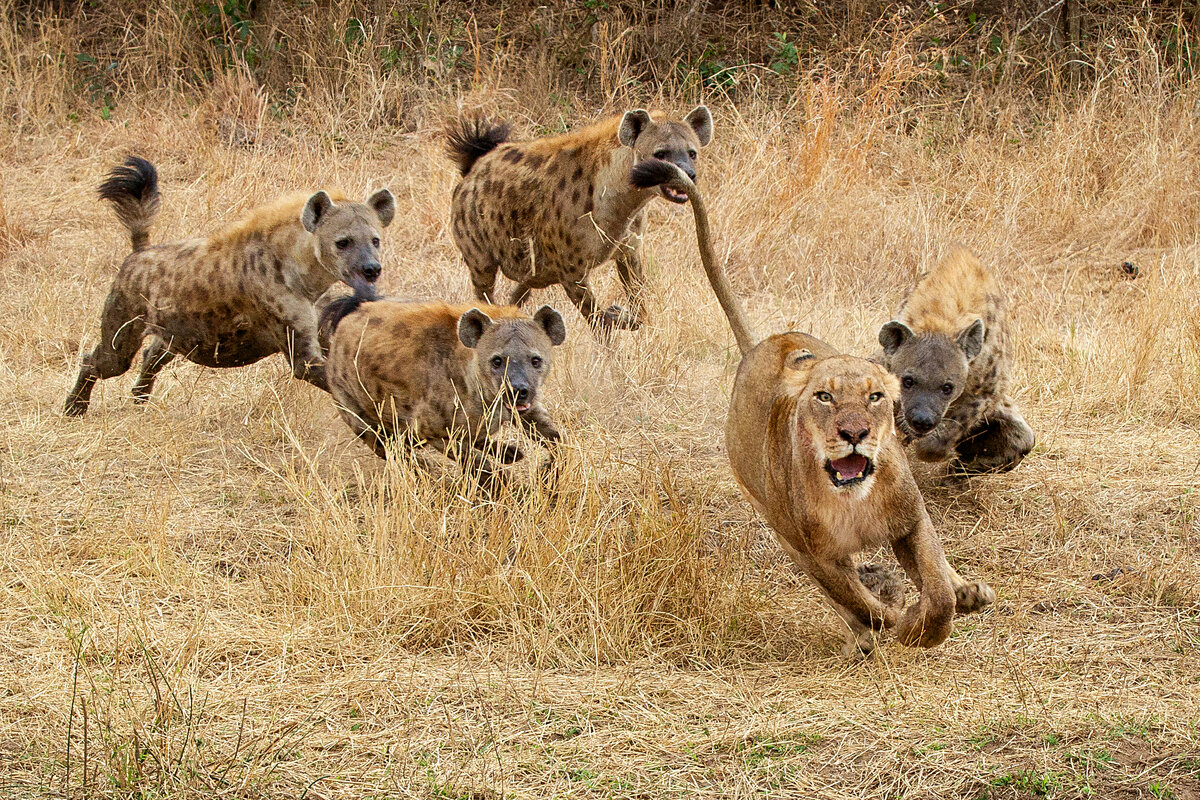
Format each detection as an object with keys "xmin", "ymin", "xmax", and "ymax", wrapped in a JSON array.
[{"xmin": 1, "ymin": 3, "xmax": 1198, "ymax": 798}]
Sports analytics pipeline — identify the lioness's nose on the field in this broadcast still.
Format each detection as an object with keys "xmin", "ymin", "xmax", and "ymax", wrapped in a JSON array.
[{"xmin": 838, "ymin": 426, "xmax": 869, "ymax": 445}]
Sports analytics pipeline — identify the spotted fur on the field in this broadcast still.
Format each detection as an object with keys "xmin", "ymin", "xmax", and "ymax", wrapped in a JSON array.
[
  {"xmin": 65, "ymin": 157, "xmax": 395, "ymax": 416},
  {"xmin": 324, "ymin": 295, "xmax": 566, "ymax": 486},
  {"xmin": 878, "ymin": 246, "xmax": 1035, "ymax": 473},
  {"xmin": 446, "ymin": 106, "xmax": 713, "ymax": 339}
]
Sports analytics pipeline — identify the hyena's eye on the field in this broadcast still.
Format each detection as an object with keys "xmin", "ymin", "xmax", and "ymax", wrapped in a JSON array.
[
  {"xmin": 814, "ymin": 391, "xmax": 833, "ymax": 403},
  {"xmin": 371, "ymin": 237, "xmax": 380, "ymax": 248},
  {"xmin": 687, "ymin": 149, "xmax": 697, "ymax": 159},
  {"xmin": 869, "ymin": 392, "xmax": 885, "ymax": 403},
  {"xmin": 902, "ymin": 376, "xmax": 915, "ymax": 389},
  {"xmin": 941, "ymin": 383, "xmax": 955, "ymax": 395},
  {"xmin": 653, "ymin": 149, "xmax": 669, "ymax": 160},
  {"xmin": 335, "ymin": 238, "xmax": 351, "ymax": 250},
  {"xmin": 530, "ymin": 356, "xmax": 543, "ymax": 369},
  {"xmin": 490, "ymin": 356, "xmax": 504, "ymax": 369}
]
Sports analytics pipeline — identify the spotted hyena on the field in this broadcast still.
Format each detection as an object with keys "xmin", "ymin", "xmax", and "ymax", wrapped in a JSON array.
[
  {"xmin": 65, "ymin": 156, "xmax": 395, "ymax": 416},
  {"xmin": 320, "ymin": 286, "xmax": 566, "ymax": 485},
  {"xmin": 877, "ymin": 245, "xmax": 1035, "ymax": 473},
  {"xmin": 445, "ymin": 106, "xmax": 713, "ymax": 338}
]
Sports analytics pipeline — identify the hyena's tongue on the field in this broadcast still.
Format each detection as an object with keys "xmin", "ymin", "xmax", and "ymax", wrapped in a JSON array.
[{"xmin": 830, "ymin": 454, "xmax": 868, "ymax": 480}]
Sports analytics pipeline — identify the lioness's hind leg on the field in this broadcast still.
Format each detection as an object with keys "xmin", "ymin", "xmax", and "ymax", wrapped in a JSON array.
[{"xmin": 857, "ymin": 562, "xmax": 906, "ymax": 609}]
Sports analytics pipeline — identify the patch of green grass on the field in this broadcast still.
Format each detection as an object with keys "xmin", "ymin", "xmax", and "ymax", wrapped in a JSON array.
[{"xmin": 990, "ymin": 770, "xmax": 1064, "ymax": 797}]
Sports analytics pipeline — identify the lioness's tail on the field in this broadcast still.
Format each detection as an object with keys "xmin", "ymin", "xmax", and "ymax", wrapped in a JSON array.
[
  {"xmin": 98, "ymin": 156, "xmax": 160, "ymax": 253},
  {"xmin": 445, "ymin": 115, "xmax": 512, "ymax": 176},
  {"xmin": 319, "ymin": 283, "xmax": 379, "ymax": 341},
  {"xmin": 630, "ymin": 160, "xmax": 758, "ymax": 355}
]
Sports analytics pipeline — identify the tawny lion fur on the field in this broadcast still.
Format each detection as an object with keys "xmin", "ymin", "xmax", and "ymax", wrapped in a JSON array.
[{"xmin": 635, "ymin": 160, "xmax": 995, "ymax": 655}]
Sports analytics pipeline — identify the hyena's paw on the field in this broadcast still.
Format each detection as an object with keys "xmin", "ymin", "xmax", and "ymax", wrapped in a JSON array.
[
  {"xmin": 954, "ymin": 579, "xmax": 996, "ymax": 615},
  {"xmin": 601, "ymin": 305, "xmax": 641, "ymax": 331},
  {"xmin": 857, "ymin": 562, "xmax": 906, "ymax": 609},
  {"xmin": 495, "ymin": 443, "xmax": 525, "ymax": 464}
]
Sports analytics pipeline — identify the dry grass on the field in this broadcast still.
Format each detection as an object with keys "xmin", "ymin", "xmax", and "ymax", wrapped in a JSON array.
[{"xmin": 1, "ymin": 3, "xmax": 1199, "ymax": 799}]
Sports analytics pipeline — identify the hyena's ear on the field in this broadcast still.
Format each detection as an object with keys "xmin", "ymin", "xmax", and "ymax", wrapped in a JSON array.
[
  {"xmin": 618, "ymin": 109, "xmax": 653, "ymax": 147},
  {"xmin": 458, "ymin": 308, "xmax": 494, "ymax": 349},
  {"xmin": 533, "ymin": 305, "xmax": 567, "ymax": 346},
  {"xmin": 956, "ymin": 318, "xmax": 985, "ymax": 361},
  {"xmin": 878, "ymin": 321, "xmax": 913, "ymax": 356},
  {"xmin": 301, "ymin": 191, "xmax": 335, "ymax": 233},
  {"xmin": 685, "ymin": 105, "xmax": 713, "ymax": 146},
  {"xmin": 366, "ymin": 189, "xmax": 395, "ymax": 228}
]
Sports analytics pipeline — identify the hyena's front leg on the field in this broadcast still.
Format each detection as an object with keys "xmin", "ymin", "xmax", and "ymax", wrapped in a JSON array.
[
  {"xmin": 954, "ymin": 400, "xmax": 1035, "ymax": 474},
  {"xmin": 278, "ymin": 304, "xmax": 329, "ymax": 392},
  {"xmin": 610, "ymin": 220, "xmax": 647, "ymax": 330}
]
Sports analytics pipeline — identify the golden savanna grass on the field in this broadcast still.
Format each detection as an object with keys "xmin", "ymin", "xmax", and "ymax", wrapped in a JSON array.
[{"xmin": 1, "ymin": 3, "xmax": 1198, "ymax": 798}]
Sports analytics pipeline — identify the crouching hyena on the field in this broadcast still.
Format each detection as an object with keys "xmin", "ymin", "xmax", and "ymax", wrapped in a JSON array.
[
  {"xmin": 445, "ymin": 105, "xmax": 713, "ymax": 339},
  {"xmin": 320, "ymin": 288, "xmax": 566, "ymax": 486},
  {"xmin": 877, "ymin": 245, "xmax": 1035, "ymax": 473},
  {"xmin": 65, "ymin": 156, "xmax": 395, "ymax": 416}
]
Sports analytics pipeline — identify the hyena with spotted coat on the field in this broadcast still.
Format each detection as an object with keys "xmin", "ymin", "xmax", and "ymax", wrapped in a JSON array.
[
  {"xmin": 877, "ymin": 246, "xmax": 1035, "ymax": 473},
  {"xmin": 65, "ymin": 157, "xmax": 395, "ymax": 416},
  {"xmin": 445, "ymin": 106, "xmax": 713, "ymax": 338}
]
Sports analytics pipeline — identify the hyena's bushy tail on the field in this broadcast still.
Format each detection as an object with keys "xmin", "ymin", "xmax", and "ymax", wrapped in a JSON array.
[
  {"xmin": 444, "ymin": 115, "xmax": 512, "ymax": 176},
  {"xmin": 98, "ymin": 156, "xmax": 160, "ymax": 253},
  {"xmin": 319, "ymin": 283, "xmax": 379, "ymax": 342}
]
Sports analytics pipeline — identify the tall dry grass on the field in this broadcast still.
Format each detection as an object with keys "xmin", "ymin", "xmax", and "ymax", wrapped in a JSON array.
[{"xmin": 1, "ymin": 2, "xmax": 1199, "ymax": 798}]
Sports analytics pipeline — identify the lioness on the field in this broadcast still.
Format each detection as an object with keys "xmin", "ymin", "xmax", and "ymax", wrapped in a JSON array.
[{"xmin": 632, "ymin": 160, "xmax": 995, "ymax": 655}]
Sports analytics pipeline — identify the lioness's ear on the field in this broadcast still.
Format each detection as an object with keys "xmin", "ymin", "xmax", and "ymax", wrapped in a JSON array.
[
  {"xmin": 877, "ymin": 368, "xmax": 901, "ymax": 399},
  {"xmin": 878, "ymin": 321, "xmax": 913, "ymax": 355},
  {"xmin": 618, "ymin": 109, "xmax": 653, "ymax": 147},
  {"xmin": 458, "ymin": 308, "xmax": 493, "ymax": 349},
  {"xmin": 301, "ymin": 191, "xmax": 335, "ymax": 233},
  {"xmin": 956, "ymin": 318, "xmax": 985, "ymax": 361},
  {"xmin": 785, "ymin": 349, "xmax": 815, "ymax": 370},
  {"xmin": 533, "ymin": 305, "xmax": 567, "ymax": 346},
  {"xmin": 685, "ymin": 105, "xmax": 713, "ymax": 146},
  {"xmin": 366, "ymin": 188, "xmax": 395, "ymax": 228}
]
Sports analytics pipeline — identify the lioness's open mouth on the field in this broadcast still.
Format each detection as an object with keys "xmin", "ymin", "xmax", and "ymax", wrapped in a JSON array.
[
  {"xmin": 660, "ymin": 185, "xmax": 689, "ymax": 204},
  {"xmin": 825, "ymin": 454, "xmax": 874, "ymax": 487}
]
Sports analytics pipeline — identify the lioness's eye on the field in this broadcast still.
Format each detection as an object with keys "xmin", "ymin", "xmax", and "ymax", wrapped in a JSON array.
[
  {"xmin": 335, "ymin": 238, "xmax": 351, "ymax": 250},
  {"xmin": 941, "ymin": 383, "xmax": 954, "ymax": 395},
  {"xmin": 815, "ymin": 391, "xmax": 833, "ymax": 403},
  {"xmin": 530, "ymin": 356, "xmax": 543, "ymax": 368},
  {"xmin": 869, "ymin": 392, "xmax": 884, "ymax": 403},
  {"xmin": 902, "ymin": 376, "xmax": 915, "ymax": 389},
  {"xmin": 490, "ymin": 356, "xmax": 504, "ymax": 369}
]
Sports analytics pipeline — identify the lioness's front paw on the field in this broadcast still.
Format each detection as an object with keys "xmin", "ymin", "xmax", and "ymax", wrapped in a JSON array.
[
  {"xmin": 955, "ymin": 579, "xmax": 996, "ymax": 614},
  {"xmin": 601, "ymin": 305, "xmax": 641, "ymax": 330}
]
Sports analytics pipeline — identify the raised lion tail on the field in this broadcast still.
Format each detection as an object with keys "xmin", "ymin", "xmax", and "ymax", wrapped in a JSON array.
[
  {"xmin": 444, "ymin": 115, "xmax": 512, "ymax": 176},
  {"xmin": 98, "ymin": 156, "xmax": 160, "ymax": 253}
]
